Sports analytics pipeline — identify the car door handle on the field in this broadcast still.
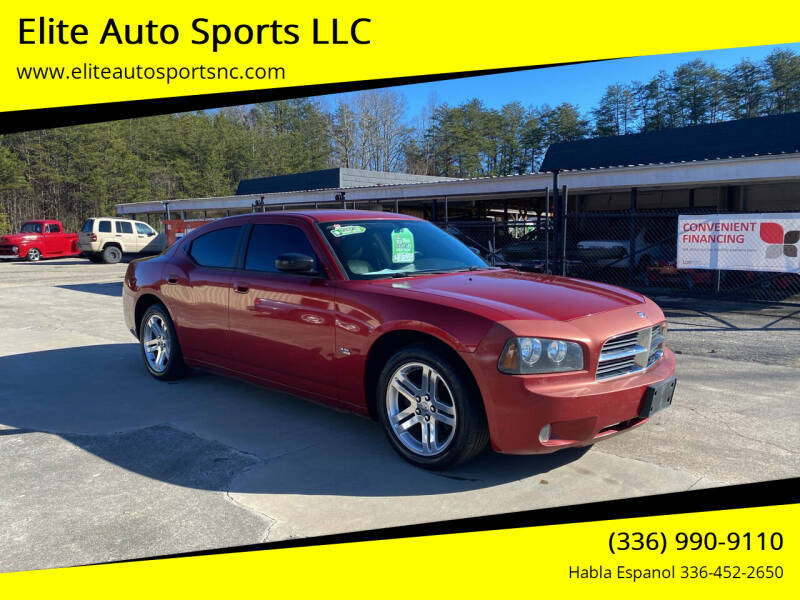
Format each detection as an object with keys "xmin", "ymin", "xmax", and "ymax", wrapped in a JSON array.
[{"xmin": 233, "ymin": 283, "xmax": 249, "ymax": 294}]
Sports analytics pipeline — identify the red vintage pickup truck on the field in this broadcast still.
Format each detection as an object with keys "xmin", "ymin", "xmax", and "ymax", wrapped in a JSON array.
[{"xmin": 0, "ymin": 220, "xmax": 81, "ymax": 261}]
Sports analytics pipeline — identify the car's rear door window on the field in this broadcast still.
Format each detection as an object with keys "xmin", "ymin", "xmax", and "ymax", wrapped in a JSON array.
[
  {"xmin": 188, "ymin": 226, "xmax": 242, "ymax": 268},
  {"xmin": 244, "ymin": 224, "xmax": 318, "ymax": 273},
  {"xmin": 116, "ymin": 221, "xmax": 133, "ymax": 234},
  {"xmin": 98, "ymin": 220, "xmax": 112, "ymax": 233}
]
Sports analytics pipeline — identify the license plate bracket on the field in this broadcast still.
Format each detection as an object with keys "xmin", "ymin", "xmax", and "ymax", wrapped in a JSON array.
[{"xmin": 639, "ymin": 376, "xmax": 677, "ymax": 418}]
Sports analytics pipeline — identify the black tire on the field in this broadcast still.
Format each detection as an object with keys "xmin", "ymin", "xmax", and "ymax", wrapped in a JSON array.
[
  {"xmin": 139, "ymin": 303, "xmax": 186, "ymax": 381},
  {"xmin": 101, "ymin": 245, "xmax": 122, "ymax": 264},
  {"xmin": 26, "ymin": 248, "xmax": 42, "ymax": 262},
  {"xmin": 377, "ymin": 344, "xmax": 488, "ymax": 469}
]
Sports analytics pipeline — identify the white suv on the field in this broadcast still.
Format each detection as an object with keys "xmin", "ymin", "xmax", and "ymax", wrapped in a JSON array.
[{"xmin": 78, "ymin": 218, "xmax": 166, "ymax": 263}]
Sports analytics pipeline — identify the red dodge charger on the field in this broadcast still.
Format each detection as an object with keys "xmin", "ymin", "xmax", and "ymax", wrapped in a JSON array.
[{"xmin": 123, "ymin": 210, "xmax": 676, "ymax": 469}]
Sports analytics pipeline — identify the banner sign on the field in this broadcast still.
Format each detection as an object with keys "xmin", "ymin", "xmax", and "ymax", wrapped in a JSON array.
[{"xmin": 677, "ymin": 213, "xmax": 800, "ymax": 272}]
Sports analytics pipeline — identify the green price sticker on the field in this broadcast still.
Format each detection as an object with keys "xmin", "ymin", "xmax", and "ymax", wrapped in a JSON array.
[
  {"xmin": 391, "ymin": 228, "xmax": 415, "ymax": 263},
  {"xmin": 330, "ymin": 225, "xmax": 366, "ymax": 237}
]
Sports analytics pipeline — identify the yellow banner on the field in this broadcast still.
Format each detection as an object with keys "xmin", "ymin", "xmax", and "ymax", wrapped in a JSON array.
[
  {"xmin": 2, "ymin": 1, "xmax": 800, "ymax": 113},
  {"xmin": 1, "ymin": 503, "xmax": 796, "ymax": 596}
]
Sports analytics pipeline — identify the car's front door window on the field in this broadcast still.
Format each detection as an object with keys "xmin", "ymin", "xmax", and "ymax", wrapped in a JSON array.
[{"xmin": 244, "ymin": 224, "xmax": 319, "ymax": 274}]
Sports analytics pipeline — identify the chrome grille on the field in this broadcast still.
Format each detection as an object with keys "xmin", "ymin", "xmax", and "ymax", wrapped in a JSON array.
[{"xmin": 596, "ymin": 324, "xmax": 664, "ymax": 380}]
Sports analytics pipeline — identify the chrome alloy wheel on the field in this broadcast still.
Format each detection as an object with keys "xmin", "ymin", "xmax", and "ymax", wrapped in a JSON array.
[
  {"xmin": 142, "ymin": 314, "xmax": 171, "ymax": 373},
  {"xmin": 386, "ymin": 362, "xmax": 457, "ymax": 457}
]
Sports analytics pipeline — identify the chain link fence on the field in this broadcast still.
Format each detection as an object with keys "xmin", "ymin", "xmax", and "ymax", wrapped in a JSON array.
[{"xmin": 435, "ymin": 207, "xmax": 800, "ymax": 304}]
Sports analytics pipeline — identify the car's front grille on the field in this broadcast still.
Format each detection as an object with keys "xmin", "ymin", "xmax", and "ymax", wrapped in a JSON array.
[{"xmin": 596, "ymin": 324, "xmax": 664, "ymax": 380}]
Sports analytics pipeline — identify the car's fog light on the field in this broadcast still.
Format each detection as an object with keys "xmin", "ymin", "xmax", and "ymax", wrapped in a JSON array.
[
  {"xmin": 539, "ymin": 424, "xmax": 551, "ymax": 443},
  {"xmin": 12, "ymin": 245, "xmax": 18, "ymax": 253}
]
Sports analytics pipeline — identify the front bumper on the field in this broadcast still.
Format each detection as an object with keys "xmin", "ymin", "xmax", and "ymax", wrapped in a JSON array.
[{"xmin": 466, "ymin": 346, "xmax": 676, "ymax": 455}]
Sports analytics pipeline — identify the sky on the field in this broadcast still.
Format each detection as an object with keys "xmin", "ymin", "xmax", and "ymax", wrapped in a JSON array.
[{"xmin": 319, "ymin": 43, "xmax": 800, "ymax": 119}]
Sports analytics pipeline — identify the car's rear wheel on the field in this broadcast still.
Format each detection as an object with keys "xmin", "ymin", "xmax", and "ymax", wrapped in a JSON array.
[
  {"xmin": 101, "ymin": 245, "xmax": 122, "ymax": 264},
  {"xmin": 139, "ymin": 304, "xmax": 186, "ymax": 380},
  {"xmin": 26, "ymin": 248, "xmax": 41, "ymax": 262},
  {"xmin": 377, "ymin": 344, "xmax": 488, "ymax": 469}
]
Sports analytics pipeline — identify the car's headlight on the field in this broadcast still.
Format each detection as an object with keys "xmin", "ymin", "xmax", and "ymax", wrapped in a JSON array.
[
  {"xmin": 11, "ymin": 245, "xmax": 18, "ymax": 253},
  {"xmin": 498, "ymin": 337, "xmax": 584, "ymax": 374}
]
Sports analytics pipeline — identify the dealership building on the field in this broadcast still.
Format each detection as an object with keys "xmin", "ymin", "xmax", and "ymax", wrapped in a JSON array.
[
  {"xmin": 117, "ymin": 112, "xmax": 800, "ymax": 219},
  {"xmin": 116, "ymin": 112, "xmax": 800, "ymax": 300}
]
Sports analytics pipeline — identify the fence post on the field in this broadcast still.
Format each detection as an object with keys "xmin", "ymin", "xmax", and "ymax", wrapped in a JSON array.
[
  {"xmin": 629, "ymin": 187, "xmax": 638, "ymax": 286},
  {"xmin": 552, "ymin": 172, "xmax": 560, "ymax": 274},
  {"xmin": 162, "ymin": 201, "xmax": 171, "ymax": 234},
  {"xmin": 713, "ymin": 186, "xmax": 735, "ymax": 295},
  {"xmin": 491, "ymin": 221, "xmax": 497, "ymax": 266},
  {"xmin": 561, "ymin": 184, "xmax": 568, "ymax": 276},
  {"xmin": 544, "ymin": 186, "xmax": 550, "ymax": 274}
]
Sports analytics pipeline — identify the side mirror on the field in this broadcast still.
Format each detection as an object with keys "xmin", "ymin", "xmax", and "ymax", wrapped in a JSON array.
[
  {"xmin": 275, "ymin": 253, "xmax": 316, "ymax": 274},
  {"xmin": 149, "ymin": 231, "xmax": 157, "ymax": 236}
]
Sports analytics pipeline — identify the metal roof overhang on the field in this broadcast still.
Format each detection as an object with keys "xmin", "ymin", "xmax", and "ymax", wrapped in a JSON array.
[{"xmin": 116, "ymin": 153, "xmax": 800, "ymax": 215}]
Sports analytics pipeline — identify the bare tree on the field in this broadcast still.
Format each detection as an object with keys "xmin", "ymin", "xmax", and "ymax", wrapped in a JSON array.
[{"xmin": 329, "ymin": 90, "xmax": 411, "ymax": 172}]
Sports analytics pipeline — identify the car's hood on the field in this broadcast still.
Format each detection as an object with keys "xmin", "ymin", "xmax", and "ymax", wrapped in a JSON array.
[
  {"xmin": 0, "ymin": 233, "xmax": 36, "ymax": 243},
  {"xmin": 367, "ymin": 269, "xmax": 645, "ymax": 321}
]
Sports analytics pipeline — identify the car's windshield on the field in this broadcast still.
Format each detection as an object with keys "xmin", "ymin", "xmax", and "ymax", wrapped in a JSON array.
[
  {"xmin": 20, "ymin": 222, "xmax": 42, "ymax": 233},
  {"xmin": 320, "ymin": 219, "xmax": 488, "ymax": 280}
]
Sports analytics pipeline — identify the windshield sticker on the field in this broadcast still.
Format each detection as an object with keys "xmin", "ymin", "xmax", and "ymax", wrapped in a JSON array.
[
  {"xmin": 391, "ymin": 228, "xmax": 415, "ymax": 263},
  {"xmin": 330, "ymin": 225, "xmax": 366, "ymax": 237}
]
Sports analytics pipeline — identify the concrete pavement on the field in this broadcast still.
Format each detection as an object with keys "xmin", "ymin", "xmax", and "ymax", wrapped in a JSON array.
[{"xmin": 0, "ymin": 258, "xmax": 797, "ymax": 572}]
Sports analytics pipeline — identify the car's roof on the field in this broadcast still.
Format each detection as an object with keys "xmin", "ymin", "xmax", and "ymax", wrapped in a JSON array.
[
  {"xmin": 261, "ymin": 210, "xmax": 422, "ymax": 223},
  {"xmin": 89, "ymin": 217, "xmax": 140, "ymax": 222}
]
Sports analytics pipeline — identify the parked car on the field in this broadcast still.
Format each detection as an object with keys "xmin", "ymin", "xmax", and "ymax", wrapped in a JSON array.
[
  {"xmin": 443, "ymin": 219, "xmax": 514, "ymax": 260},
  {"xmin": 577, "ymin": 223, "xmax": 659, "ymax": 270},
  {"xmin": 0, "ymin": 220, "xmax": 80, "ymax": 261},
  {"xmin": 496, "ymin": 228, "xmax": 588, "ymax": 273},
  {"xmin": 123, "ymin": 210, "xmax": 676, "ymax": 469},
  {"xmin": 646, "ymin": 260, "xmax": 714, "ymax": 289},
  {"xmin": 78, "ymin": 217, "xmax": 166, "ymax": 263},
  {"xmin": 646, "ymin": 240, "xmax": 713, "ymax": 289}
]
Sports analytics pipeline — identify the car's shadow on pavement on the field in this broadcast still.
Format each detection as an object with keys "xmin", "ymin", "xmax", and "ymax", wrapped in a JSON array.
[
  {"xmin": 56, "ymin": 282, "xmax": 123, "ymax": 297},
  {"xmin": 3, "ymin": 257, "xmax": 137, "ymax": 266},
  {"xmin": 0, "ymin": 343, "xmax": 590, "ymax": 498}
]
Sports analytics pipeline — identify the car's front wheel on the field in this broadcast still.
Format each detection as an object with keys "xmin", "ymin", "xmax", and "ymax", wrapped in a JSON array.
[
  {"xmin": 26, "ymin": 248, "xmax": 41, "ymax": 261},
  {"xmin": 377, "ymin": 345, "xmax": 488, "ymax": 469},
  {"xmin": 139, "ymin": 304, "xmax": 186, "ymax": 380}
]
